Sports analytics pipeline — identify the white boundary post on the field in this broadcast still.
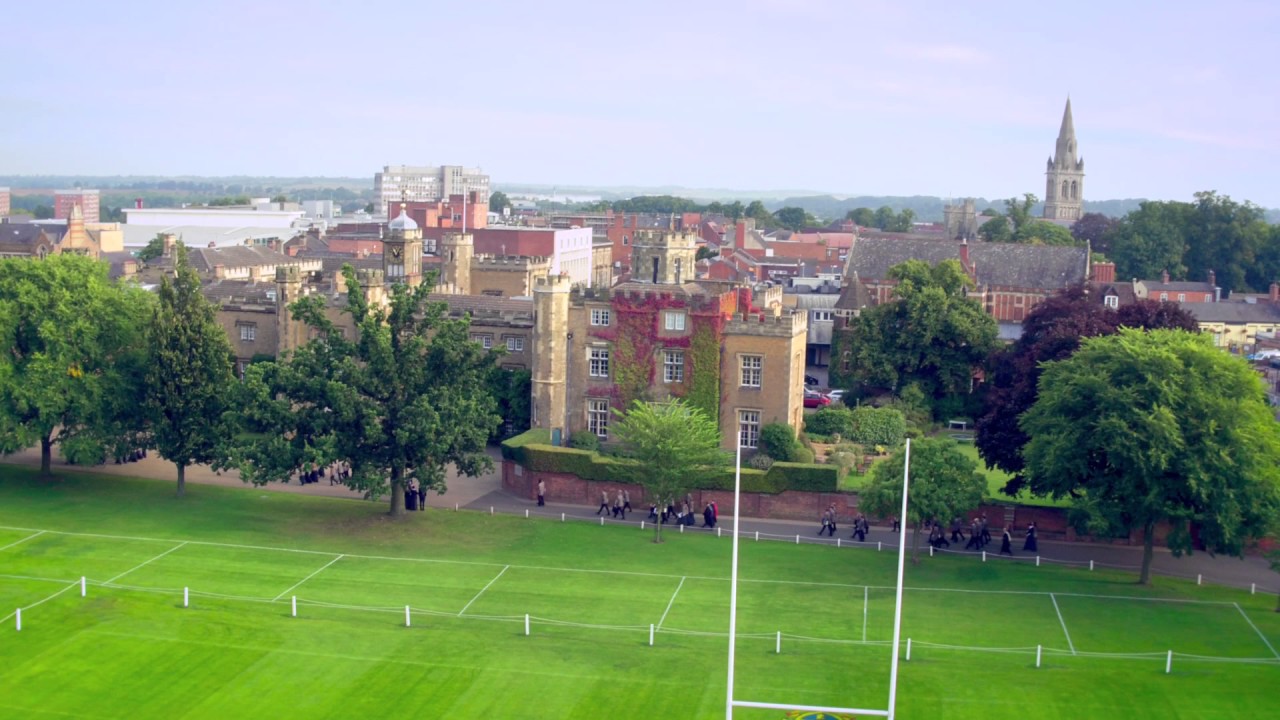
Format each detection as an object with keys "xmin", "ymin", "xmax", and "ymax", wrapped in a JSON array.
[
  {"xmin": 455, "ymin": 502, "xmax": 458, "ymax": 511},
  {"xmin": 291, "ymin": 596, "xmax": 297, "ymax": 617},
  {"xmin": 878, "ymin": 542, "xmax": 882, "ymax": 551},
  {"xmin": 14, "ymin": 608, "xmax": 20, "ymax": 631},
  {"xmin": 1165, "ymin": 650, "xmax": 1172, "ymax": 674},
  {"xmin": 905, "ymin": 638, "xmax": 912, "ymax": 661},
  {"xmin": 524, "ymin": 614, "xmax": 530, "ymax": 636},
  {"xmin": 80, "ymin": 576, "xmax": 86, "ymax": 597},
  {"xmin": 776, "ymin": 631, "xmax": 781, "ymax": 654},
  {"xmin": 1197, "ymin": 574, "xmax": 1202, "ymax": 586},
  {"xmin": 183, "ymin": 587, "xmax": 189, "ymax": 608},
  {"xmin": 1252, "ymin": 583, "xmax": 1257, "ymax": 595},
  {"xmin": 602, "ymin": 517, "xmax": 606, "ymax": 527},
  {"xmin": 754, "ymin": 531, "xmax": 759, "ymax": 542},
  {"xmin": 680, "ymin": 524, "xmax": 684, "ymax": 534},
  {"xmin": 982, "ymin": 551, "xmax": 987, "ymax": 562},
  {"xmin": 1089, "ymin": 560, "xmax": 1094, "ymax": 571},
  {"xmin": 1036, "ymin": 556, "xmax": 1041, "ymax": 567},
  {"xmin": 795, "ymin": 534, "xmax": 799, "ymax": 544},
  {"xmin": 929, "ymin": 545, "xmax": 933, "ymax": 557},
  {"xmin": 490, "ymin": 506, "xmax": 494, "ymax": 516},
  {"xmin": 717, "ymin": 527, "xmax": 722, "ymax": 538},
  {"xmin": 405, "ymin": 606, "xmax": 411, "ymax": 627},
  {"xmin": 887, "ymin": 439, "xmax": 912, "ymax": 719},
  {"xmin": 561, "ymin": 513, "xmax": 565, "ymax": 522},
  {"xmin": 726, "ymin": 438, "xmax": 744, "ymax": 720},
  {"xmin": 1036, "ymin": 645, "xmax": 1042, "ymax": 668},
  {"xmin": 838, "ymin": 538, "xmax": 842, "ymax": 548},
  {"xmin": 649, "ymin": 624, "xmax": 654, "ymax": 646},
  {"xmin": 525, "ymin": 509, "xmax": 529, "ymax": 518}
]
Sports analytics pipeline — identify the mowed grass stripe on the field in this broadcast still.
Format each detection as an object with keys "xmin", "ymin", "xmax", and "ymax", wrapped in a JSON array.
[
  {"xmin": 297, "ymin": 556, "xmax": 520, "ymax": 613},
  {"xmin": 1052, "ymin": 594, "xmax": 1270, "ymax": 657},
  {"xmin": 0, "ymin": 532, "xmax": 184, "ymax": 585}
]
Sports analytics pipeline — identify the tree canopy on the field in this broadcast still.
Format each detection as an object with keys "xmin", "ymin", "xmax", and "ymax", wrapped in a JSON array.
[
  {"xmin": 488, "ymin": 190, "xmax": 511, "ymax": 216},
  {"xmin": 859, "ymin": 439, "xmax": 986, "ymax": 563},
  {"xmin": 144, "ymin": 245, "xmax": 237, "ymax": 496},
  {"xmin": 611, "ymin": 398, "xmax": 723, "ymax": 543},
  {"xmin": 1021, "ymin": 328, "xmax": 1280, "ymax": 584},
  {"xmin": 232, "ymin": 266, "xmax": 500, "ymax": 516},
  {"xmin": 0, "ymin": 255, "xmax": 153, "ymax": 475},
  {"xmin": 137, "ymin": 233, "xmax": 169, "ymax": 262},
  {"xmin": 975, "ymin": 286, "xmax": 1199, "ymax": 490},
  {"xmin": 832, "ymin": 259, "xmax": 997, "ymax": 419}
]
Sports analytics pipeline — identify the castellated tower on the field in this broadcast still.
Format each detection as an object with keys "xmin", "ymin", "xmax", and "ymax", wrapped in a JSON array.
[
  {"xmin": 275, "ymin": 265, "xmax": 306, "ymax": 355},
  {"xmin": 1043, "ymin": 98, "xmax": 1085, "ymax": 222},
  {"xmin": 631, "ymin": 229, "xmax": 698, "ymax": 285},
  {"xmin": 382, "ymin": 203, "xmax": 424, "ymax": 286},
  {"xmin": 531, "ymin": 273, "xmax": 571, "ymax": 443},
  {"xmin": 439, "ymin": 232, "xmax": 474, "ymax": 295}
]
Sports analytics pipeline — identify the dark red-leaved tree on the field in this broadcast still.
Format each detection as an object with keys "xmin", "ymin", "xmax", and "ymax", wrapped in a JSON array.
[{"xmin": 975, "ymin": 286, "xmax": 1198, "ymax": 494}]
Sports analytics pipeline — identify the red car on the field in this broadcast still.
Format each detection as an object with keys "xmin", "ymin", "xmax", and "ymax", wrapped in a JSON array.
[{"xmin": 803, "ymin": 390, "xmax": 831, "ymax": 408}]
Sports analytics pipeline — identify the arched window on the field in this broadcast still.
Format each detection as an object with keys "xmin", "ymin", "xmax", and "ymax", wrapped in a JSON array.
[
  {"xmin": 1062, "ymin": 180, "xmax": 1070, "ymax": 199},
  {"xmin": 1071, "ymin": 180, "xmax": 1078, "ymax": 200}
]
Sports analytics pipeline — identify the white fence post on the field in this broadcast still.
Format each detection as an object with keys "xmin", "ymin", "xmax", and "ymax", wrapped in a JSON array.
[
  {"xmin": 1089, "ymin": 560, "xmax": 1094, "ymax": 571},
  {"xmin": 649, "ymin": 624, "xmax": 654, "ymax": 646},
  {"xmin": 717, "ymin": 527, "xmax": 722, "ymax": 538},
  {"xmin": 878, "ymin": 542, "xmax": 882, "ymax": 551},
  {"xmin": 601, "ymin": 517, "xmax": 605, "ymax": 526},
  {"xmin": 1165, "ymin": 650, "xmax": 1173, "ymax": 674},
  {"xmin": 837, "ymin": 538, "xmax": 841, "ymax": 548},
  {"xmin": 906, "ymin": 638, "xmax": 912, "ymax": 661},
  {"xmin": 1197, "ymin": 574, "xmax": 1202, "ymax": 586},
  {"xmin": 524, "ymin": 614, "xmax": 530, "ymax": 636},
  {"xmin": 183, "ymin": 587, "xmax": 189, "ymax": 608},
  {"xmin": 776, "ymin": 631, "xmax": 782, "ymax": 654},
  {"xmin": 795, "ymin": 534, "xmax": 799, "ymax": 544},
  {"xmin": 291, "ymin": 596, "xmax": 297, "ymax": 618},
  {"xmin": 1251, "ymin": 583, "xmax": 1257, "ymax": 595},
  {"xmin": 641, "ymin": 521, "xmax": 645, "ymax": 530},
  {"xmin": 755, "ymin": 531, "xmax": 759, "ymax": 541},
  {"xmin": 680, "ymin": 524, "xmax": 684, "ymax": 533},
  {"xmin": 490, "ymin": 506, "xmax": 494, "ymax": 516},
  {"xmin": 14, "ymin": 608, "xmax": 20, "ymax": 631},
  {"xmin": 1036, "ymin": 556, "xmax": 1041, "ymax": 567},
  {"xmin": 80, "ymin": 576, "xmax": 86, "ymax": 597},
  {"xmin": 929, "ymin": 546, "xmax": 933, "ymax": 557},
  {"xmin": 525, "ymin": 509, "xmax": 529, "ymax": 518},
  {"xmin": 561, "ymin": 513, "xmax": 565, "ymax": 522},
  {"xmin": 405, "ymin": 606, "xmax": 411, "ymax": 627},
  {"xmin": 1036, "ymin": 645, "xmax": 1042, "ymax": 668},
  {"xmin": 982, "ymin": 551, "xmax": 987, "ymax": 562}
]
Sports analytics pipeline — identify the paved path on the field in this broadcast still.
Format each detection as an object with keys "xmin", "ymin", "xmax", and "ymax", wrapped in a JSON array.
[{"xmin": 3, "ymin": 447, "xmax": 1277, "ymax": 593}]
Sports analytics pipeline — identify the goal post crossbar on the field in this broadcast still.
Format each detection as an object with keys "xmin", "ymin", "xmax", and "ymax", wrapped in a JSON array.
[{"xmin": 731, "ymin": 700, "xmax": 889, "ymax": 716}]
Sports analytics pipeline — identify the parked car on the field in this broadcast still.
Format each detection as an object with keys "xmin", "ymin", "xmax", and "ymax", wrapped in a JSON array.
[
  {"xmin": 825, "ymin": 389, "xmax": 845, "ymax": 405},
  {"xmin": 803, "ymin": 389, "xmax": 831, "ymax": 408},
  {"xmin": 804, "ymin": 374, "xmax": 820, "ymax": 387}
]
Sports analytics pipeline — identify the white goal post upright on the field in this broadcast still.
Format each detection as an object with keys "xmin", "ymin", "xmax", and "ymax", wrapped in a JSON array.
[
  {"xmin": 725, "ymin": 438, "xmax": 743, "ymax": 720},
  {"xmin": 887, "ymin": 438, "xmax": 911, "ymax": 720}
]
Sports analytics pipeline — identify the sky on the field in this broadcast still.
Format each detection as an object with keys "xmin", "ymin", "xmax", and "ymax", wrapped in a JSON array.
[{"xmin": 3, "ymin": 0, "xmax": 1278, "ymax": 205}]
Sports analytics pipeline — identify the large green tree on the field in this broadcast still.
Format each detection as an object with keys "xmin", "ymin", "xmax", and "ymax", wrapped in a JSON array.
[
  {"xmin": 0, "ymin": 255, "xmax": 152, "ymax": 475},
  {"xmin": 488, "ymin": 190, "xmax": 511, "ymax": 216},
  {"xmin": 233, "ymin": 266, "xmax": 500, "ymax": 516},
  {"xmin": 144, "ymin": 245, "xmax": 236, "ymax": 496},
  {"xmin": 832, "ymin": 259, "xmax": 997, "ymax": 419},
  {"xmin": 1021, "ymin": 329, "xmax": 1280, "ymax": 584},
  {"xmin": 611, "ymin": 399, "xmax": 723, "ymax": 543},
  {"xmin": 859, "ymin": 439, "xmax": 986, "ymax": 563}
]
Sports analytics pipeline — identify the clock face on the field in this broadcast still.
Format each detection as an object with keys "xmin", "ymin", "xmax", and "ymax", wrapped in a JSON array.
[{"xmin": 391, "ymin": 246, "xmax": 402, "ymax": 259}]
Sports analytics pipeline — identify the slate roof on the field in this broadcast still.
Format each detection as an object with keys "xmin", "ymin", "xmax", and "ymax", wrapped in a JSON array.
[
  {"xmin": 845, "ymin": 237, "xmax": 1087, "ymax": 291},
  {"xmin": 430, "ymin": 293, "xmax": 534, "ymax": 321},
  {"xmin": 834, "ymin": 272, "xmax": 873, "ymax": 312},
  {"xmin": 319, "ymin": 256, "xmax": 382, "ymax": 276},
  {"xmin": 199, "ymin": 279, "xmax": 277, "ymax": 305},
  {"xmin": 1179, "ymin": 301, "xmax": 1280, "ymax": 324},
  {"xmin": 1143, "ymin": 280, "xmax": 1215, "ymax": 293},
  {"xmin": 0, "ymin": 224, "xmax": 47, "ymax": 253},
  {"xmin": 1092, "ymin": 281, "xmax": 1137, "ymax": 306},
  {"xmin": 187, "ymin": 245, "xmax": 302, "ymax": 273}
]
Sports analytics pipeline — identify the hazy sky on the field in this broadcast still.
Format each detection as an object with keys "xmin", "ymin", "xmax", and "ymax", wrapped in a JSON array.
[{"xmin": 4, "ymin": 0, "xmax": 1278, "ymax": 205}]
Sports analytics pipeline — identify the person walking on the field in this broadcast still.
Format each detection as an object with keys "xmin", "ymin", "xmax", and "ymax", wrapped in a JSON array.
[
  {"xmin": 1000, "ymin": 527, "xmax": 1014, "ymax": 556},
  {"xmin": 1023, "ymin": 521, "xmax": 1038, "ymax": 553},
  {"xmin": 950, "ymin": 517, "xmax": 964, "ymax": 545},
  {"xmin": 597, "ymin": 489, "xmax": 610, "ymax": 516},
  {"xmin": 702, "ymin": 503, "xmax": 714, "ymax": 528},
  {"xmin": 964, "ymin": 519, "xmax": 982, "ymax": 550},
  {"xmin": 891, "ymin": 515, "xmax": 900, "ymax": 533},
  {"xmin": 853, "ymin": 514, "xmax": 867, "ymax": 542},
  {"xmin": 613, "ymin": 491, "xmax": 624, "ymax": 519},
  {"xmin": 537, "ymin": 479, "xmax": 546, "ymax": 507},
  {"xmin": 818, "ymin": 507, "xmax": 832, "ymax": 537},
  {"xmin": 623, "ymin": 490, "xmax": 632, "ymax": 515},
  {"xmin": 648, "ymin": 503, "xmax": 659, "ymax": 522}
]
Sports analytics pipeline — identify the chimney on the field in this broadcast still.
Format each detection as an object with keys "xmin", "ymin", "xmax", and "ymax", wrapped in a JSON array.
[
  {"xmin": 1207, "ymin": 269, "xmax": 1216, "ymax": 287},
  {"xmin": 1271, "ymin": 283, "xmax": 1279, "ymax": 303},
  {"xmin": 958, "ymin": 238, "xmax": 971, "ymax": 269},
  {"xmin": 1091, "ymin": 261, "xmax": 1116, "ymax": 284},
  {"xmin": 162, "ymin": 233, "xmax": 176, "ymax": 257},
  {"xmin": 135, "ymin": 198, "xmax": 144, "ymax": 209},
  {"xmin": 1162, "ymin": 269, "xmax": 1170, "ymax": 284}
]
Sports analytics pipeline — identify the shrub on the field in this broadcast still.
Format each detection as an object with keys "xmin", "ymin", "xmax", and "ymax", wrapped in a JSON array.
[
  {"xmin": 791, "ymin": 447, "xmax": 815, "ymax": 464},
  {"xmin": 760, "ymin": 422, "xmax": 798, "ymax": 462},
  {"xmin": 60, "ymin": 435, "xmax": 106, "ymax": 466},
  {"xmin": 748, "ymin": 454, "xmax": 775, "ymax": 470},
  {"xmin": 849, "ymin": 406, "xmax": 906, "ymax": 446},
  {"xmin": 805, "ymin": 406, "xmax": 855, "ymax": 437},
  {"xmin": 568, "ymin": 431, "xmax": 600, "ymax": 451}
]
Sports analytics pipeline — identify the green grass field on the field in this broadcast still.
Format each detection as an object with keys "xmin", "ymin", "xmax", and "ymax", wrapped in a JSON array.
[{"xmin": 1, "ymin": 466, "xmax": 1277, "ymax": 719}]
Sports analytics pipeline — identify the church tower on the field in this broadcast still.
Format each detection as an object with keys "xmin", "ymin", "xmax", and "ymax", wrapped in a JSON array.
[
  {"xmin": 1043, "ymin": 98, "xmax": 1085, "ymax": 222},
  {"xmin": 382, "ymin": 203, "xmax": 423, "ymax": 286}
]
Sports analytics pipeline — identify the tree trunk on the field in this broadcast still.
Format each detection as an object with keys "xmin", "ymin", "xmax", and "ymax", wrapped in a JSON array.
[
  {"xmin": 653, "ymin": 521, "xmax": 663, "ymax": 544},
  {"xmin": 387, "ymin": 468, "xmax": 404, "ymax": 517},
  {"xmin": 39, "ymin": 436, "xmax": 53, "ymax": 477},
  {"xmin": 1138, "ymin": 521, "xmax": 1155, "ymax": 585},
  {"xmin": 911, "ymin": 521, "xmax": 922, "ymax": 564},
  {"xmin": 176, "ymin": 463, "xmax": 186, "ymax": 498}
]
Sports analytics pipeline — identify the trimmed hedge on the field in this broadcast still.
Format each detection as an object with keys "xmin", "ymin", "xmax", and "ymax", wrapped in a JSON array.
[{"xmin": 501, "ymin": 428, "xmax": 839, "ymax": 494}]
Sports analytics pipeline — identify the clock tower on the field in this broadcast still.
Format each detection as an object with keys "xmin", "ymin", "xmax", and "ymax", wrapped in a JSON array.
[{"xmin": 383, "ymin": 202, "xmax": 423, "ymax": 286}]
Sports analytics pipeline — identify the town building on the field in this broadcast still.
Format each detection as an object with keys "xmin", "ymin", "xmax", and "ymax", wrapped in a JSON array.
[
  {"xmin": 55, "ymin": 189, "xmax": 100, "ymax": 223},
  {"xmin": 1090, "ymin": 265, "xmax": 1220, "ymax": 309},
  {"xmin": 0, "ymin": 205, "xmax": 102, "ymax": 259},
  {"xmin": 421, "ymin": 225, "xmax": 594, "ymax": 288},
  {"xmin": 373, "ymin": 165, "xmax": 489, "ymax": 216},
  {"xmin": 531, "ymin": 228, "xmax": 807, "ymax": 451},
  {"xmin": 0, "ymin": 187, "xmax": 9, "ymax": 218},
  {"xmin": 1043, "ymin": 98, "xmax": 1085, "ymax": 222},
  {"xmin": 1178, "ymin": 301, "xmax": 1280, "ymax": 355},
  {"xmin": 122, "ymin": 206, "xmax": 306, "ymax": 249}
]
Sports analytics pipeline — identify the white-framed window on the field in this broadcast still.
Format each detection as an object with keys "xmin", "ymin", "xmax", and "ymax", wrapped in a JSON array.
[
  {"xmin": 471, "ymin": 334, "xmax": 493, "ymax": 349},
  {"xmin": 664, "ymin": 311, "xmax": 686, "ymax": 331},
  {"xmin": 505, "ymin": 336, "xmax": 524, "ymax": 352},
  {"xmin": 1178, "ymin": 293, "xmax": 1186, "ymax": 302},
  {"xmin": 588, "ymin": 399, "xmax": 609, "ymax": 439},
  {"xmin": 740, "ymin": 354, "xmax": 763, "ymax": 387},
  {"xmin": 811, "ymin": 310, "xmax": 833, "ymax": 322},
  {"xmin": 738, "ymin": 410, "xmax": 761, "ymax": 448},
  {"xmin": 1160, "ymin": 292, "xmax": 1169, "ymax": 301},
  {"xmin": 589, "ymin": 347, "xmax": 610, "ymax": 378},
  {"xmin": 663, "ymin": 350, "xmax": 684, "ymax": 383},
  {"xmin": 238, "ymin": 323, "xmax": 256, "ymax": 342},
  {"xmin": 1104, "ymin": 295, "xmax": 1119, "ymax": 309},
  {"xmin": 591, "ymin": 309, "xmax": 611, "ymax": 326}
]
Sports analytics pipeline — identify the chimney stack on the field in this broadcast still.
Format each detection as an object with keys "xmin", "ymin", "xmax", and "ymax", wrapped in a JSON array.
[
  {"xmin": 1270, "ymin": 283, "xmax": 1279, "ymax": 303},
  {"xmin": 1161, "ymin": 269, "xmax": 1170, "ymax": 284},
  {"xmin": 135, "ymin": 198, "xmax": 144, "ymax": 209}
]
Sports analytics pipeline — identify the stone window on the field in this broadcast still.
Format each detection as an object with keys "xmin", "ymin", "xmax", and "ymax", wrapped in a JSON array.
[
  {"xmin": 471, "ymin": 333, "xmax": 493, "ymax": 349},
  {"xmin": 588, "ymin": 399, "xmax": 610, "ymax": 439},
  {"xmin": 738, "ymin": 409, "xmax": 761, "ymax": 448},
  {"xmin": 811, "ymin": 310, "xmax": 833, "ymax": 322},
  {"xmin": 591, "ymin": 309, "xmax": 611, "ymax": 326},
  {"xmin": 740, "ymin": 355, "xmax": 763, "ymax": 388},
  {"xmin": 664, "ymin": 311, "xmax": 686, "ymax": 332},
  {"xmin": 238, "ymin": 323, "xmax": 256, "ymax": 342},
  {"xmin": 663, "ymin": 350, "xmax": 684, "ymax": 383},
  {"xmin": 589, "ymin": 347, "xmax": 610, "ymax": 378},
  {"xmin": 1178, "ymin": 293, "xmax": 1186, "ymax": 302},
  {"xmin": 1104, "ymin": 295, "xmax": 1119, "ymax": 309},
  {"xmin": 505, "ymin": 335, "xmax": 524, "ymax": 352}
]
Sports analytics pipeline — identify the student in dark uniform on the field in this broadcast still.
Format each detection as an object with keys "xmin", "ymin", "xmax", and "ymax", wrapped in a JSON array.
[
  {"xmin": 1023, "ymin": 521, "xmax": 1038, "ymax": 553},
  {"xmin": 999, "ymin": 527, "xmax": 1014, "ymax": 556},
  {"xmin": 537, "ymin": 480, "xmax": 546, "ymax": 507}
]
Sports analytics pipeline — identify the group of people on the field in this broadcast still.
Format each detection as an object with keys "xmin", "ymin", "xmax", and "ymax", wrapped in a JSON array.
[
  {"xmin": 643, "ymin": 494, "xmax": 718, "ymax": 529},
  {"xmin": 113, "ymin": 448, "xmax": 147, "ymax": 464},
  {"xmin": 596, "ymin": 489, "xmax": 634, "ymax": 519},
  {"xmin": 922, "ymin": 515, "xmax": 1037, "ymax": 556},
  {"xmin": 402, "ymin": 478, "xmax": 429, "ymax": 511},
  {"xmin": 293, "ymin": 463, "xmax": 352, "ymax": 486},
  {"xmin": 816, "ymin": 505, "xmax": 872, "ymax": 541}
]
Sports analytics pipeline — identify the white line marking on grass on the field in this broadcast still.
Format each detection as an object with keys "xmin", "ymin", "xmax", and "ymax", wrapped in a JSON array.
[
  {"xmin": 1050, "ymin": 593, "xmax": 1076, "ymax": 655},
  {"xmin": 1234, "ymin": 602, "xmax": 1280, "ymax": 659},
  {"xmin": 862, "ymin": 586, "xmax": 869, "ymax": 642},
  {"xmin": 0, "ymin": 581, "xmax": 80, "ymax": 624},
  {"xmin": 657, "ymin": 576, "xmax": 686, "ymax": 630},
  {"xmin": 0, "ymin": 573, "xmax": 77, "ymax": 584},
  {"xmin": 0, "ymin": 530, "xmax": 45, "ymax": 552},
  {"xmin": 103, "ymin": 542, "xmax": 188, "ymax": 585},
  {"xmin": 272, "ymin": 554, "xmax": 345, "ymax": 602},
  {"xmin": 458, "ymin": 565, "xmax": 509, "ymax": 617}
]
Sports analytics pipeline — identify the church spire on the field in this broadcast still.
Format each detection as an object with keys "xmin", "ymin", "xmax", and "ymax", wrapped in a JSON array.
[
  {"xmin": 1043, "ymin": 97, "xmax": 1084, "ymax": 222},
  {"xmin": 1058, "ymin": 97, "xmax": 1075, "ymax": 143}
]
